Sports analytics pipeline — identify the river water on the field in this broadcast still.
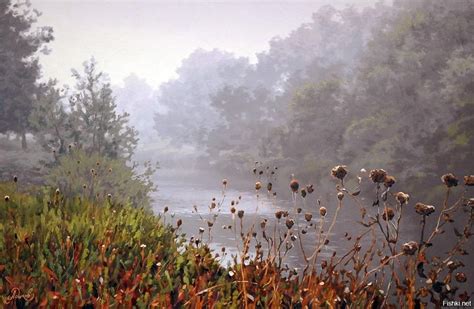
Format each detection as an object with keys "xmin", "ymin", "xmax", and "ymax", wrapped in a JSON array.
[{"xmin": 151, "ymin": 179, "xmax": 420, "ymax": 270}]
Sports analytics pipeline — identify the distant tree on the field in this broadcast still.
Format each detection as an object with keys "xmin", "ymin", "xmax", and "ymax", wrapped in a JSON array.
[
  {"xmin": 0, "ymin": 0, "xmax": 53, "ymax": 149},
  {"xmin": 68, "ymin": 59, "xmax": 138, "ymax": 160}
]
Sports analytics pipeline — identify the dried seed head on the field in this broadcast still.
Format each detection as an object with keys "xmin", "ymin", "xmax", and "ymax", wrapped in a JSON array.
[
  {"xmin": 107, "ymin": 193, "xmax": 112, "ymax": 199},
  {"xmin": 382, "ymin": 207, "xmax": 395, "ymax": 221},
  {"xmin": 331, "ymin": 165, "xmax": 348, "ymax": 180},
  {"xmin": 301, "ymin": 188, "xmax": 307, "ymax": 198},
  {"xmin": 286, "ymin": 219, "xmax": 295, "ymax": 229},
  {"xmin": 297, "ymin": 207, "xmax": 302, "ymax": 214},
  {"xmin": 267, "ymin": 182, "xmax": 273, "ymax": 191},
  {"xmin": 455, "ymin": 272, "xmax": 467, "ymax": 283},
  {"xmin": 237, "ymin": 210, "xmax": 245, "ymax": 219},
  {"xmin": 255, "ymin": 182, "xmax": 262, "ymax": 191},
  {"xmin": 415, "ymin": 203, "xmax": 435, "ymax": 216},
  {"xmin": 230, "ymin": 207, "xmax": 236, "ymax": 214},
  {"xmin": 395, "ymin": 192, "xmax": 410, "ymax": 205},
  {"xmin": 304, "ymin": 213, "xmax": 313, "ymax": 222},
  {"xmin": 402, "ymin": 241, "xmax": 418, "ymax": 255},
  {"xmin": 83, "ymin": 184, "xmax": 87, "ymax": 189},
  {"xmin": 199, "ymin": 227, "xmax": 205, "ymax": 233},
  {"xmin": 222, "ymin": 179, "xmax": 228, "ymax": 186},
  {"xmin": 306, "ymin": 184, "xmax": 314, "ymax": 193},
  {"xmin": 319, "ymin": 207, "xmax": 327, "ymax": 217},
  {"xmin": 463, "ymin": 175, "xmax": 474, "ymax": 186},
  {"xmin": 290, "ymin": 179, "xmax": 299, "ymax": 193},
  {"xmin": 164, "ymin": 206, "xmax": 169, "ymax": 213},
  {"xmin": 260, "ymin": 219, "xmax": 267, "ymax": 229},
  {"xmin": 13, "ymin": 175, "xmax": 18, "ymax": 183},
  {"xmin": 275, "ymin": 210, "xmax": 283, "ymax": 220},
  {"xmin": 177, "ymin": 219, "xmax": 183, "ymax": 227},
  {"xmin": 207, "ymin": 220, "xmax": 213, "ymax": 227},
  {"xmin": 4, "ymin": 195, "xmax": 10, "ymax": 202},
  {"xmin": 337, "ymin": 192, "xmax": 344, "ymax": 201},
  {"xmin": 383, "ymin": 175, "xmax": 396, "ymax": 188},
  {"xmin": 441, "ymin": 173, "xmax": 458, "ymax": 187},
  {"xmin": 55, "ymin": 188, "xmax": 60, "ymax": 195},
  {"xmin": 369, "ymin": 169, "xmax": 387, "ymax": 183}
]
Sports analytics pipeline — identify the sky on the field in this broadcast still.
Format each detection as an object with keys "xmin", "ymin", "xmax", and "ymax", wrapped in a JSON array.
[{"xmin": 32, "ymin": 0, "xmax": 378, "ymax": 88}]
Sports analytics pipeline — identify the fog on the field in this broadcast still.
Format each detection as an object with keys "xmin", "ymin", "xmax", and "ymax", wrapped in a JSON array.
[{"xmin": 1, "ymin": 0, "xmax": 473, "ymax": 296}]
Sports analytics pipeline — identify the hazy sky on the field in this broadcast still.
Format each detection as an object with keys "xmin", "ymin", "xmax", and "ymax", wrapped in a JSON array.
[{"xmin": 32, "ymin": 0, "xmax": 377, "ymax": 88}]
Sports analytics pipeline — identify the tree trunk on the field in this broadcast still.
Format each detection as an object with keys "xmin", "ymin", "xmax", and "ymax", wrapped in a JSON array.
[{"xmin": 21, "ymin": 131, "xmax": 27, "ymax": 150}]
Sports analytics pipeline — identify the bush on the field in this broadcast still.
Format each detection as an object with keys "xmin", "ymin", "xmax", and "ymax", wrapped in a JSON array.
[{"xmin": 47, "ymin": 149, "xmax": 157, "ymax": 208}]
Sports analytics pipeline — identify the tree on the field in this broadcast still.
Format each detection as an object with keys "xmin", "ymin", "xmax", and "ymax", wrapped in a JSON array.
[
  {"xmin": 68, "ymin": 59, "xmax": 138, "ymax": 160},
  {"xmin": 0, "ymin": 0, "xmax": 53, "ymax": 149}
]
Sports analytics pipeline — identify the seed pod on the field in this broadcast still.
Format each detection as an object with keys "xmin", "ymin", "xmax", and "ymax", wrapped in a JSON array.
[
  {"xmin": 13, "ymin": 175, "xmax": 18, "ymax": 183},
  {"xmin": 415, "ymin": 203, "xmax": 435, "ymax": 216},
  {"xmin": 55, "ymin": 188, "xmax": 60, "ymax": 195},
  {"xmin": 267, "ymin": 182, "xmax": 273, "ymax": 191},
  {"xmin": 275, "ymin": 211, "xmax": 283, "ymax": 220},
  {"xmin": 306, "ymin": 184, "xmax": 314, "ymax": 194},
  {"xmin": 255, "ymin": 182, "xmax": 262, "ymax": 190},
  {"xmin": 260, "ymin": 219, "xmax": 267, "ymax": 229},
  {"xmin": 4, "ymin": 195, "xmax": 10, "ymax": 202},
  {"xmin": 177, "ymin": 219, "xmax": 183, "ymax": 227},
  {"xmin": 237, "ymin": 210, "xmax": 245, "ymax": 219},
  {"xmin": 304, "ymin": 213, "xmax": 313, "ymax": 222},
  {"xmin": 286, "ymin": 219, "xmax": 294, "ymax": 229},
  {"xmin": 464, "ymin": 175, "xmax": 474, "ymax": 186},
  {"xmin": 230, "ymin": 207, "xmax": 236, "ymax": 214},
  {"xmin": 222, "ymin": 179, "xmax": 228, "ymax": 186},
  {"xmin": 383, "ymin": 175, "xmax": 396, "ymax": 188},
  {"xmin": 164, "ymin": 206, "xmax": 169, "ymax": 213},
  {"xmin": 382, "ymin": 207, "xmax": 395, "ymax": 221},
  {"xmin": 331, "ymin": 165, "xmax": 348, "ymax": 180},
  {"xmin": 301, "ymin": 188, "xmax": 307, "ymax": 198},
  {"xmin": 297, "ymin": 207, "xmax": 302, "ymax": 214},
  {"xmin": 402, "ymin": 241, "xmax": 418, "ymax": 255},
  {"xmin": 319, "ymin": 207, "xmax": 327, "ymax": 217},
  {"xmin": 337, "ymin": 192, "xmax": 344, "ymax": 201},
  {"xmin": 369, "ymin": 169, "xmax": 387, "ymax": 183},
  {"xmin": 441, "ymin": 173, "xmax": 458, "ymax": 187},
  {"xmin": 455, "ymin": 272, "xmax": 467, "ymax": 283},
  {"xmin": 207, "ymin": 221, "xmax": 213, "ymax": 227},
  {"xmin": 290, "ymin": 179, "xmax": 299, "ymax": 193},
  {"xmin": 395, "ymin": 192, "xmax": 410, "ymax": 205}
]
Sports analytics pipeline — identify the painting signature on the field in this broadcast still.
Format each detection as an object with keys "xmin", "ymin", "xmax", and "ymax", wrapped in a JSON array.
[{"xmin": 3, "ymin": 287, "xmax": 35, "ymax": 304}]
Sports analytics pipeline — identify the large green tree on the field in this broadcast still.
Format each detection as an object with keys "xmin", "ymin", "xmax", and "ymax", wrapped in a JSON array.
[
  {"xmin": 0, "ymin": 0, "xmax": 53, "ymax": 149},
  {"xmin": 68, "ymin": 59, "xmax": 138, "ymax": 160}
]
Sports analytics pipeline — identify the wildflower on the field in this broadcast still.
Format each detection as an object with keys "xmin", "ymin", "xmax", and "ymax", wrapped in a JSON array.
[
  {"xmin": 301, "ymin": 188, "xmax": 307, "ymax": 198},
  {"xmin": 255, "ymin": 182, "xmax": 262, "ymax": 190},
  {"xmin": 267, "ymin": 182, "xmax": 272, "ymax": 191},
  {"xmin": 382, "ymin": 208, "xmax": 395, "ymax": 221},
  {"xmin": 222, "ymin": 179, "xmax": 228, "ymax": 186},
  {"xmin": 369, "ymin": 169, "xmax": 387, "ymax": 183},
  {"xmin": 415, "ymin": 203, "xmax": 435, "ymax": 216},
  {"xmin": 177, "ymin": 219, "xmax": 182, "ymax": 227},
  {"xmin": 395, "ymin": 192, "xmax": 410, "ymax": 205},
  {"xmin": 383, "ymin": 175, "xmax": 396, "ymax": 188},
  {"xmin": 286, "ymin": 219, "xmax": 295, "ymax": 229},
  {"xmin": 319, "ymin": 207, "xmax": 327, "ymax": 217},
  {"xmin": 441, "ymin": 173, "xmax": 458, "ymax": 187},
  {"xmin": 464, "ymin": 175, "xmax": 474, "ymax": 186},
  {"xmin": 304, "ymin": 213, "xmax": 313, "ymax": 222},
  {"xmin": 455, "ymin": 272, "xmax": 467, "ymax": 283},
  {"xmin": 4, "ymin": 195, "xmax": 10, "ymax": 202},
  {"xmin": 237, "ymin": 210, "xmax": 245, "ymax": 219},
  {"xmin": 306, "ymin": 184, "xmax": 314, "ymax": 193},
  {"xmin": 331, "ymin": 165, "xmax": 348, "ymax": 180},
  {"xmin": 290, "ymin": 179, "xmax": 299, "ymax": 193},
  {"xmin": 402, "ymin": 241, "xmax": 418, "ymax": 255},
  {"xmin": 13, "ymin": 175, "xmax": 18, "ymax": 183},
  {"xmin": 337, "ymin": 192, "xmax": 344, "ymax": 201}
]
